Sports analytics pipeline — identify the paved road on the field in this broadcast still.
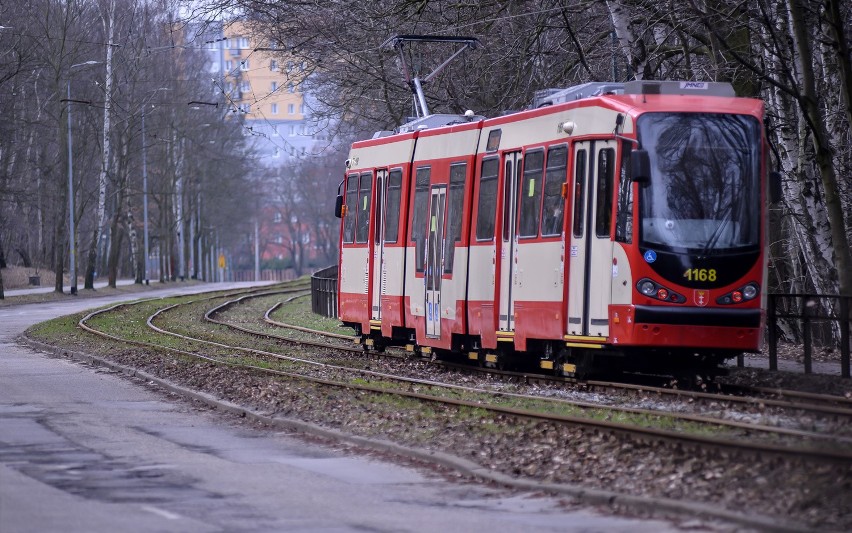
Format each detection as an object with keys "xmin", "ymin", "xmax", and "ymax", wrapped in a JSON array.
[{"xmin": 0, "ymin": 283, "xmax": 703, "ymax": 532}]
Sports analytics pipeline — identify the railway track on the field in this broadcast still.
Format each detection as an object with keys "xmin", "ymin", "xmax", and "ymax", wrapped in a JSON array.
[
  {"xmin": 75, "ymin": 286, "xmax": 852, "ymax": 464},
  {"xmin": 260, "ymin": 294, "xmax": 852, "ymax": 421}
]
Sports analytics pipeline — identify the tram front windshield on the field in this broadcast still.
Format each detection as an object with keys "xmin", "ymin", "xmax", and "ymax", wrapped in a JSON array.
[{"xmin": 637, "ymin": 112, "xmax": 761, "ymax": 253}]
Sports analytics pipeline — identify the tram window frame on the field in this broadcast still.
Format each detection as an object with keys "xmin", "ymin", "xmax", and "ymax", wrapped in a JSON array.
[
  {"xmin": 595, "ymin": 148, "xmax": 615, "ymax": 238},
  {"xmin": 572, "ymin": 150, "xmax": 587, "ymax": 238},
  {"xmin": 475, "ymin": 157, "xmax": 499, "ymax": 241},
  {"xmin": 444, "ymin": 162, "xmax": 467, "ymax": 273},
  {"xmin": 615, "ymin": 143, "xmax": 633, "ymax": 244},
  {"xmin": 518, "ymin": 149, "xmax": 544, "ymax": 238},
  {"xmin": 354, "ymin": 172, "xmax": 372, "ymax": 244},
  {"xmin": 384, "ymin": 168, "xmax": 403, "ymax": 243},
  {"xmin": 542, "ymin": 144, "xmax": 568, "ymax": 237},
  {"xmin": 343, "ymin": 174, "xmax": 358, "ymax": 244},
  {"xmin": 412, "ymin": 166, "xmax": 431, "ymax": 272}
]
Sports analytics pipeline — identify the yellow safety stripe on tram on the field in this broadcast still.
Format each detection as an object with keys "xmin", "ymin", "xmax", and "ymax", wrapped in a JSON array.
[
  {"xmin": 565, "ymin": 342, "xmax": 604, "ymax": 349},
  {"xmin": 495, "ymin": 331, "xmax": 515, "ymax": 337},
  {"xmin": 563, "ymin": 335, "xmax": 606, "ymax": 343}
]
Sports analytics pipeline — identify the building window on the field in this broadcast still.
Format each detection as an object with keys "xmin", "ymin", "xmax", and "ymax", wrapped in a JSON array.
[
  {"xmin": 273, "ymin": 148, "xmax": 280, "ymax": 158},
  {"xmin": 300, "ymin": 103, "xmax": 306, "ymax": 114},
  {"xmin": 269, "ymin": 59, "xmax": 277, "ymax": 71},
  {"xmin": 271, "ymin": 81, "xmax": 277, "ymax": 91},
  {"xmin": 238, "ymin": 103, "xmax": 251, "ymax": 113},
  {"xmin": 273, "ymin": 212, "xmax": 282, "ymax": 223},
  {"xmin": 289, "ymin": 125, "xmax": 296, "ymax": 136},
  {"xmin": 224, "ymin": 60, "xmax": 233, "ymax": 71},
  {"xmin": 271, "ymin": 103, "xmax": 278, "ymax": 114},
  {"xmin": 239, "ymin": 37, "xmax": 249, "ymax": 48},
  {"xmin": 286, "ymin": 61, "xmax": 293, "ymax": 72},
  {"xmin": 288, "ymin": 82, "xmax": 294, "ymax": 93},
  {"xmin": 224, "ymin": 38, "xmax": 232, "ymax": 49},
  {"xmin": 240, "ymin": 80, "xmax": 250, "ymax": 92},
  {"xmin": 288, "ymin": 103, "xmax": 294, "ymax": 114},
  {"xmin": 239, "ymin": 59, "xmax": 249, "ymax": 71}
]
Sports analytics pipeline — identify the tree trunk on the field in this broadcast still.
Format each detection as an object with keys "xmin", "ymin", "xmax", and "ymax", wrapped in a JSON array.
[
  {"xmin": 786, "ymin": 0, "xmax": 852, "ymax": 294},
  {"xmin": 85, "ymin": 0, "xmax": 116, "ymax": 290}
]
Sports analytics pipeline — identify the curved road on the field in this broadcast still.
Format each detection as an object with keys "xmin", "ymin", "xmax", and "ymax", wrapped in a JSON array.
[{"xmin": 0, "ymin": 283, "xmax": 701, "ymax": 532}]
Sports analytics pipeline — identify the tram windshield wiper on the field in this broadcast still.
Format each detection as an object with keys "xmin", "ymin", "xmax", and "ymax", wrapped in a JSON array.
[{"xmin": 699, "ymin": 200, "xmax": 734, "ymax": 258}]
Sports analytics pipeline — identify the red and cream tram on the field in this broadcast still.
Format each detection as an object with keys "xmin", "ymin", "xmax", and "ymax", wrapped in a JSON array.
[{"xmin": 336, "ymin": 80, "xmax": 778, "ymax": 376}]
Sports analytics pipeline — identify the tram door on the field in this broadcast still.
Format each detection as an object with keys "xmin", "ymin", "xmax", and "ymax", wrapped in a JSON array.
[
  {"xmin": 370, "ymin": 169, "xmax": 388, "ymax": 321},
  {"xmin": 567, "ymin": 141, "xmax": 615, "ymax": 337},
  {"xmin": 425, "ymin": 186, "xmax": 447, "ymax": 337},
  {"xmin": 498, "ymin": 152, "xmax": 522, "ymax": 332}
]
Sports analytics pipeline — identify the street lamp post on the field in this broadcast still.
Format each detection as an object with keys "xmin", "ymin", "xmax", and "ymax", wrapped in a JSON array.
[
  {"xmin": 142, "ymin": 112, "xmax": 150, "ymax": 285},
  {"xmin": 66, "ymin": 81, "xmax": 77, "ymax": 295},
  {"xmin": 139, "ymin": 88, "xmax": 170, "ymax": 285},
  {"xmin": 64, "ymin": 60, "xmax": 100, "ymax": 295}
]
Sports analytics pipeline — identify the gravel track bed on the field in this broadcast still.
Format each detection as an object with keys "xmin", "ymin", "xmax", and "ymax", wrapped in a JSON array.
[{"xmin": 30, "ymin": 292, "xmax": 852, "ymax": 530}]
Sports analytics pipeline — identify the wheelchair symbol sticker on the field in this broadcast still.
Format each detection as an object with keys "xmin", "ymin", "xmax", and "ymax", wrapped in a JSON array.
[{"xmin": 644, "ymin": 250, "xmax": 657, "ymax": 263}]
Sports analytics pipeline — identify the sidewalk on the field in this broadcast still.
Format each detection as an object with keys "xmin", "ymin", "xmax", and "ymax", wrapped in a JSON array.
[{"xmin": 4, "ymin": 279, "xmax": 141, "ymax": 297}]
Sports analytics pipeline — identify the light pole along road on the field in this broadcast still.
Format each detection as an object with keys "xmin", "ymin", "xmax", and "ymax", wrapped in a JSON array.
[{"xmin": 62, "ymin": 60, "xmax": 101, "ymax": 295}]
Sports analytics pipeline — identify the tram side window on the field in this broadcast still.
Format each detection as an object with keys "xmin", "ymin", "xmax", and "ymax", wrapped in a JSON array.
[
  {"xmin": 476, "ymin": 158, "xmax": 499, "ymax": 241},
  {"xmin": 519, "ymin": 150, "xmax": 544, "ymax": 238},
  {"xmin": 572, "ymin": 150, "xmax": 587, "ymax": 238},
  {"xmin": 444, "ymin": 163, "xmax": 466, "ymax": 273},
  {"xmin": 542, "ymin": 145, "xmax": 568, "ymax": 237},
  {"xmin": 595, "ymin": 148, "xmax": 615, "ymax": 238},
  {"xmin": 412, "ymin": 167, "xmax": 431, "ymax": 272},
  {"xmin": 343, "ymin": 174, "xmax": 358, "ymax": 244},
  {"xmin": 384, "ymin": 169, "xmax": 403, "ymax": 243},
  {"xmin": 615, "ymin": 143, "xmax": 633, "ymax": 244},
  {"xmin": 355, "ymin": 172, "xmax": 372, "ymax": 243}
]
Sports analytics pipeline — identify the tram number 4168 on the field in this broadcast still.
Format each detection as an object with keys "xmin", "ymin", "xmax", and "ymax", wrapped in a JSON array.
[{"xmin": 683, "ymin": 268, "xmax": 717, "ymax": 282}]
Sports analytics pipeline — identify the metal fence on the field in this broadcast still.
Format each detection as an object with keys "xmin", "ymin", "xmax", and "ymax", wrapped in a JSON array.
[
  {"xmin": 762, "ymin": 294, "xmax": 851, "ymax": 378},
  {"xmin": 310, "ymin": 265, "xmax": 338, "ymax": 318},
  {"xmin": 307, "ymin": 270, "xmax": 850, "ymax": 378}
]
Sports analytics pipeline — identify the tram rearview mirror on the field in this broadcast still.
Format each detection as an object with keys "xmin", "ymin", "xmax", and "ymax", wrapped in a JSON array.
[
  {"xmin": 334, "ymin": 194, "xmax": 344, "ymax": 218},
  {"xmin": 631, "ymin": 149, "xmax": 651, "ymax": 185}
]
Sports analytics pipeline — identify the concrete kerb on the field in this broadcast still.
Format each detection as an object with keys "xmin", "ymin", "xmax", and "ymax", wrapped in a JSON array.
[{"xmin": 18, "ymin": 334, "xmax": 813, "ymax": 533}]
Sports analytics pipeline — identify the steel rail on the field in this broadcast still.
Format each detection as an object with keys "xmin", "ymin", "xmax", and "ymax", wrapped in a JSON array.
[{"xmin": 261, "ymin": 297, "xmax": 852, "ymax": 419}]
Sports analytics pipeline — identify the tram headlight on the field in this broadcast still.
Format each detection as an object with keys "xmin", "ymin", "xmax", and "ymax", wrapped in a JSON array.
[
  {"xmin": 639, "ymin": 280, "xmax": 656, "ymax": 296},
  {"xmin": 716, "ymin": 283, "xmax": 760, "ymax": 305},
  {"xmin": 743, "ymin": 283, "xmax": 758, "ymax": 300}
]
